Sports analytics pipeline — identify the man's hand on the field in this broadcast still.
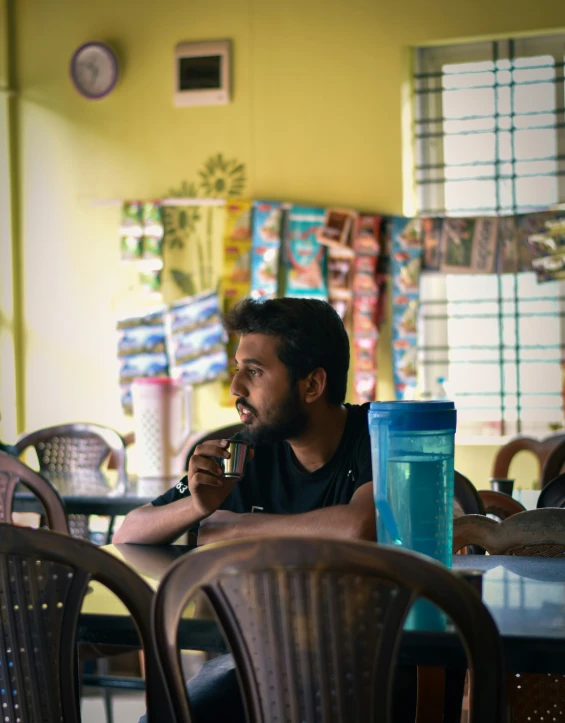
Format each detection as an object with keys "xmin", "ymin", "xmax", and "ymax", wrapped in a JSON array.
[{"xmin": 188, "ymin": 440, "xmax": 254, "ymax": 519}]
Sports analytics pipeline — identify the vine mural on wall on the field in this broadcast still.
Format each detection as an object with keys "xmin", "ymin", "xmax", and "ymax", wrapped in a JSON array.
[{"xmin": 163, "ymin": 153, "xmax": 247, "ymax": 299}]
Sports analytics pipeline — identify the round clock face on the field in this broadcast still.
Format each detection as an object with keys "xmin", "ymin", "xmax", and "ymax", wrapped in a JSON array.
[{"xmin": 70, "ymin": 42, "xmax": 119, "ymax": 100}]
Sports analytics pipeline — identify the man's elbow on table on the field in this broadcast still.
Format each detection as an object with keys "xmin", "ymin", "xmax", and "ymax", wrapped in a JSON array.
[
  {"xmin": 112, "ymin": 507, "xmax": 146, "ymax": 543},
  {"xmin": 346, "ymin": 481, "xmax": 376, "ymax": 542}
]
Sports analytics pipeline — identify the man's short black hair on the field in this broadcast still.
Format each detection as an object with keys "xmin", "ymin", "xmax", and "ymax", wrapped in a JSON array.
[{"xmin": 223, "ymin": 298, "xmax": 350, "ymax": 405}]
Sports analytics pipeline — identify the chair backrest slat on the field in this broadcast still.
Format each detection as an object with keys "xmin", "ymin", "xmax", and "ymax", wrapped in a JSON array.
[{"xmin": 478, "ymin": 490, "xmax": 526, "ymax": 521}]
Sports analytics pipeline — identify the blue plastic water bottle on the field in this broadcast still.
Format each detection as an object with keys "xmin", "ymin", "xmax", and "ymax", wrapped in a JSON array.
[{"xmin": 368, "ymin": 400, "xmax": 457, "ymax": 568}]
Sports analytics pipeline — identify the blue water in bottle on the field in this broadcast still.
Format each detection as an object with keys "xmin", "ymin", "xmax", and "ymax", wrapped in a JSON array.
[{"xmin": 368, "ymin": 401, "xmax": 456, "ymax": 566}]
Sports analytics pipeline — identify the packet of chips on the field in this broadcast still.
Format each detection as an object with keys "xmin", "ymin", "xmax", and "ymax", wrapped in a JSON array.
[
  {"xmin": 116, "ymin": 306, "xmax": 167, "ymax": 414},
  {"xmin": 120, "ymin": 201, "xmax": 143, "ymax": 261},
  {"xmin": 166, "ymin": 291, "xmax": 228, "ymax": 387},
  {"xmin": 117, "ymin": 325, "xmax": 166, "ymax": 356},
  {"xmin": 284, "ymin": 207, "xmax": 328, "ymax": 299},
  {"xmin": 142, "ymin": 201, "xmax": 164, "ymax": 262},
  {"xmin": 391, "ymin": 216, "xmax": 423, "ymax": 400},
  {"xmin": 250, "ymin": 201, "xmax": 284, "ymax": 300},
  {"xmin": 171, "ymin": 350, "xmax": 228, "ymax": 386}
]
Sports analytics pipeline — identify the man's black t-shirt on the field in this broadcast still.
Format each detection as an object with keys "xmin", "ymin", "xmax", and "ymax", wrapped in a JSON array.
[{"xmin": 151, "ymin": 402, "xmax": 372, "ymax": 514}]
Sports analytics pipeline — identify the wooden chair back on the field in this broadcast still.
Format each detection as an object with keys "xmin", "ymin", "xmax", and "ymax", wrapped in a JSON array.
[
  {"xmin": 478, "ymin": 490, "xmax": 526, "ymax": 521},
  {"xmin": 0, "ymin": 451, "xmax": 69, "ymax": 533},
  {"xmin": 152, "ymin": 537, "xmax": 504, "ymax": 723},
  {"xmin": 492, "ymin": 433, "xmax": 565, "ymax": 487},
  {"xmin": 454, "ymin": 471, "xmax": 485, "ymax": 517},
  {"xmin": 537, "ymin": 472, "xmax": 565, "ymax": 509},
  {"xmin": 453, "ymin": 508, "xmax": 565, "ymax": 556},
  {"xmin": 0, "ymin": 523, "xmax": 173, "ymax": 721}
]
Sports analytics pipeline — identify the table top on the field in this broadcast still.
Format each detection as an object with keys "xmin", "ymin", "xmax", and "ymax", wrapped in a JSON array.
[
  {"xmin": 14, "ymin": 472, "xmax": 180, "ymax": 515},
  {"xmin": 77, "ymin": 545, "xmax": 565, "ymax": 671}
]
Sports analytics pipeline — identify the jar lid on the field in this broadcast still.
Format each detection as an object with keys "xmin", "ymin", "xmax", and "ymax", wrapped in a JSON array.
[{"xmin": 368, "ymin": 400, "xmax": 456, "ymax": 432}]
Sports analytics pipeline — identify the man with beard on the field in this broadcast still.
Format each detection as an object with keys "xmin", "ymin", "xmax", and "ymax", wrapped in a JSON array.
[
  {"xmin": 114, "ymin": 297, "xmax": 375, "ymax": 547},
  {"xmin": 120, "ymin": 298, "xmax": 426, "ymax": 723}
]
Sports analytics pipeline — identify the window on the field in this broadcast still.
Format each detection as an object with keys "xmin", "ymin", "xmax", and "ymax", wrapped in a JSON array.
[{"xmin": 414, "ymin": 36, "xmax": 565, "ymax": 436}]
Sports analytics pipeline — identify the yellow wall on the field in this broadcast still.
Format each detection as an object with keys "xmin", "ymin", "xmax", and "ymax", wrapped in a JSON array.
[{"xmin": 3, "ymin": 0, "xmax": 565, "ymax": 481}]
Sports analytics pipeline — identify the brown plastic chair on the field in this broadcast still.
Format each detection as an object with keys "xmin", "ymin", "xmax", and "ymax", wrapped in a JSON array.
[
  {"xmin": 0, "ymin": 450, "xmax": 69, "ymax": 533},
  {"xmin": 184, "ymin": 423, "xmax": 245, "ymax": 469},
  {"xmin": 0, "ymin": 522, "xmax": 173, "ymax": 722},
  {"xmin": 152, "ymin": 537, "xmax": 504, "ymax": 723},
  {"xmin": 15, "ymin": 422, "xmax": 127, "ymax": 486},
  {"xmin": 454, "ymin": 509, "xmax": 565, "ymax": 723},
  {"xmin": 541, "ymin": 437, "xmax": 565, "ymax": 488},
  {"xmin": 537, "ymin": 472, "xmax": 565, "ymax": 508},
  {"xmin": 453, "ymin": 508, "xmax": 565, "ymax": 556},
  {"xmin": 15, "ymin": 423, "xmax": 128, "ymax": 541},
  {"xmin": 492, "ymin": 433, "xmax": 565, "ymax": 487},
  {"xmin": 15, "ymin": 425, "xmax": 129, "ymax": 722},
  {"xmin": 454, "ymin": 470, "xmax": 485, "ymax": 517},
  {"xmin": 478, "ymin": 490, "xmax": 526, "ymax": 521}
]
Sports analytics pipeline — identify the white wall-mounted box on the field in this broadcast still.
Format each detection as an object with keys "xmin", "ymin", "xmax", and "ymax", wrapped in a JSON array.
[{"xmin": 174, "ymin": 40, "xmax": 230, "ymax": 107}]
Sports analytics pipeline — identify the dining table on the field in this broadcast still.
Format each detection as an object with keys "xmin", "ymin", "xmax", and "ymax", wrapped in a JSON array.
[
  {"xmin": 13, "ymin": 472, "xmax": 179, "ymax": 542},
  {"xmin": 78, "ymin": 543, "xmax": 565, "ymax": 674}
]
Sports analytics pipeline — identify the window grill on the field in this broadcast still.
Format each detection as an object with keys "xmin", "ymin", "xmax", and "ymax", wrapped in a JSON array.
[{"xmin": 414, "ymin": 36, "xmax": 565, "ymax": 436}]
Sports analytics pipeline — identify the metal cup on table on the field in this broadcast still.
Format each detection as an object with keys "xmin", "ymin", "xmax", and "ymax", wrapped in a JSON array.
[
  {"xmin": 219, "ymin": 439, "xmax": 251, "ymax": 480},
  {"xmin": 489, "ymin": 477, "xmax": 515, "ymax": 496}
]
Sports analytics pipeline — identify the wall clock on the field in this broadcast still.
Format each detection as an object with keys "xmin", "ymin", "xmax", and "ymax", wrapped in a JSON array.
[{"xmin": 70, "ymin": 42, "xmax": 119, "ymax": 100}]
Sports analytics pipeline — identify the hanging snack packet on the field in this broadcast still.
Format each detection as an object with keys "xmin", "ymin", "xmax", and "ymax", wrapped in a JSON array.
[
  {"xmin": 166, "ymin": 291, "xmax": 228, "ymax": 387},
  {"xmin": 422, "ymin": 217, "xmax": 443, "ymax": 271},
  {"xmin": 250, "ymin": 201, "xmax": 283, "ymax": 300},
  {"xmin": 138, "ymin": 268, "xmax": 162, "ymax": 293},
  {"xmin": 354, "ymin": 336, "xmax": 377, "ymax": 373},
  {"xmin": 120, "ymin": 201, "xmax": 143, "ymax": 261},
  {"xmin": 117, "ymin": 307, "xmax": 166, "ymax": 330},
  {"xmin": 284, "ymin": 207, "xmax": 328, "ymax": 299},
  {"xmin": 171, "ymin": 350, "xmax": 228, "ymax": 386},
  {"xmin": 116, "ymin": 306, "xmax": 167, "ymax": 414},
  {"xmin": 168, "ymin": 322, "xmax": 225, "ymax": 365},
  {"xmin": 118, "ymin": 352, "xmax": 169, "ymax": 383},
  {"xmin": 391, "ymin": 216, "xmax": 423, "ymax": 401},
  {"xmin": 353, "ymin": 295, "xmax": 378, "ymax": 335},
  {"xmin": 117, "ymin": 325, "xmax": 166, "ymax": 356},
  {"xmin": 223, "ymin": 200, "xmax": 252, "ymax": 289},
  {"xmin": 168, "ymin": 292, "xmax": 222, "ymax": 334},
  {"xmin": 354, "ymin": 372, "xmax": 377, "ymax": 405},
  {"xmin": 317, "ymin": 208, "xmax": 357, "ymax": 253},
  {"xmin": 142, "ymin": 201, "xmax": 165, "ymax": 262}
]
